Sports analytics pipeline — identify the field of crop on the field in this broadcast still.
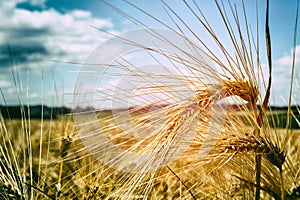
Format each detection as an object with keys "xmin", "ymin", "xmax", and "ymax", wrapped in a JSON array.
[{"xmin": 0, "ymin": 109, "xmax": 299, "ymax": 199}]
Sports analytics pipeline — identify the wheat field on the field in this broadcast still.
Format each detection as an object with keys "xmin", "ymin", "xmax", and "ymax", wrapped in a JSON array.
[{"xmin": 1, "ymin": 0, "xmax": 300, "ymax": 199}]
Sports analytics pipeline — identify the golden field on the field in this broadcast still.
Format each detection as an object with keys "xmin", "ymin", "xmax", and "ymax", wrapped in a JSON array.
[{"xmin": 0, "ymin": 110, "xmax": 299, "ymax": 199}]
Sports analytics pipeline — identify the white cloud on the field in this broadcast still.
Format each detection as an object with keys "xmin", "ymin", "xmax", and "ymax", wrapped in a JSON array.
[
  {"xmin": 0, "ymin": 70, "xmax": 13, "ymax": 89},
  {"xmin": 70, "ymin": 10, "xmax": 92, "ymax": 19},
  {"xmin": 29, "ymin": 0, "xmax": 46, "ymax": 6},
  {"xmin": 274, "ymin": 47, "xmax": 300, "ymax": 69},
  {"xmin": 0, "ymin": 80, "xmax": 11, "ymax": 88},
  {"xmin": 269, "ymin": 45, "xmax": 300, "ymax": 105},
  {"xmin": 0, "ymin": 1, "xmax": 118, "ymax": 105},
  {"xmin": 0, "ymin": 2, "xmax": 114, "ymax": 70}
]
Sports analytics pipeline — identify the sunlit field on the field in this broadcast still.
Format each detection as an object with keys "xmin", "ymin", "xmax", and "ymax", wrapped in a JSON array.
[
  {"xmin": 1, "ymin": 109, "xmax": 299, "ymax": 199},
  {"xmin": 1, "ymin": 0, "xmax": 300, "ymax": 199}
]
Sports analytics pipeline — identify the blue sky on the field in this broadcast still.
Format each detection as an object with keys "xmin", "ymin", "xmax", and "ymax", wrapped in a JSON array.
[{"xmin": 0, "ymin": 0, "xmax": 299, "ymax": 107}]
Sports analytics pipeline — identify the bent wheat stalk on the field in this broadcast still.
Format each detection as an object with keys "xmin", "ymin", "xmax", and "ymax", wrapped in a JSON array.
[{"xmin": 254, "ymin": 0, "xmax": 272, "ymax": 199}]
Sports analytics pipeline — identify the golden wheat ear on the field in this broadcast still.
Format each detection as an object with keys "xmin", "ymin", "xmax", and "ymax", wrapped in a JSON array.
[
  {"xmin": 63, "ymin": 0, "xmax": 300, "ymax": 199},
  {"xmin": 70, "ymin": 2, "xmax": 263, "ymax": 200}
]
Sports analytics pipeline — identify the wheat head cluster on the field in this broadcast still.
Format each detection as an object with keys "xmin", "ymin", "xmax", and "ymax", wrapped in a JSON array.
[{"xmin": 0, "ymin": 0, "xmax": 300, "ymax": 199}]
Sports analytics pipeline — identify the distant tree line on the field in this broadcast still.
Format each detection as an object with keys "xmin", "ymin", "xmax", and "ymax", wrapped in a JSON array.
[
  {"xmin": 0, "ymin": 105, "xmax": 71, "ymax": 119},
  {"xmin": 0, "ymin": 105, "xmax": 299, "ymax": 129}
]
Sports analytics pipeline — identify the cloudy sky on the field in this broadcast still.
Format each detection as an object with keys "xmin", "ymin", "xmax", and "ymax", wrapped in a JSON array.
[{"xmin": 0, "ymin": 0, "xmax": 299, "ymax": 107}]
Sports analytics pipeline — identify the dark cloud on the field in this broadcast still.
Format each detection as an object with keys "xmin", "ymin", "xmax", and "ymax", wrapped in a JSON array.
[
  {"xmin": 0, "ymin": 42, "xmax": 49, "ymax": 68},
  {"xmin": 16, "ymin": 2, "xmax": 44, "ymax": 12},
  {"xmin": 4, "ymin": 27, "xmax": 52, "ymax": 39},
  {"xmin": 0, "ymin": 17, "xmax": 54, "ymax": 68}
]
